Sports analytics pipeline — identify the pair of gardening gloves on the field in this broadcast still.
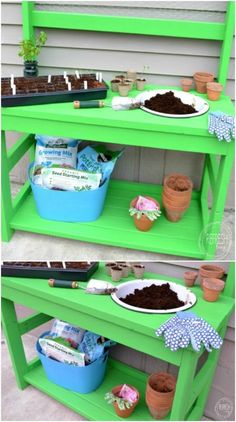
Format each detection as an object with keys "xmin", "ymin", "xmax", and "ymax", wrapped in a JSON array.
[
  {"xmin": 208, "ymin": 111, "xmax": 235, "ymax": 142},
  {"xmin": 155, "ymin": 311, "xmax": 223, "ymax": 353}
]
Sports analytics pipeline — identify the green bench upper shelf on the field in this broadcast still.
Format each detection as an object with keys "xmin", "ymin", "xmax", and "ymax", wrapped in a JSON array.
[{"xmin": 2, "ymin": 85, "xmax": 234, "ymax": 155}]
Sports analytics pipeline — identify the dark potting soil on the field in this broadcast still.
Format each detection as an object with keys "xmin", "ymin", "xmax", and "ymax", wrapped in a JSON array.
[
  {"xmin": 65, "ymin": 262, "xmax": 90, "ymax": 269},
  {"xmin": 121, "ymin": 283, "xmax": 185, "ymax": 310},
  {"xmin": 144, "ymin": 91, "xmax": 197, "ymax": 115},
  {"xmin": 3, "ymin": 261, "xmax": 48, "ymax": 267}
]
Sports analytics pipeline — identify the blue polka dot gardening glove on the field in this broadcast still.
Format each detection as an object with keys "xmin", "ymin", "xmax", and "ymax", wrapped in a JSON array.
[
  {"xmin": 208, "ymin": 111, "xmax": 235, "ymax": 142},
  {"xmin": 155, "ymin": 311, "xmax": 223, "ymax": 353}
]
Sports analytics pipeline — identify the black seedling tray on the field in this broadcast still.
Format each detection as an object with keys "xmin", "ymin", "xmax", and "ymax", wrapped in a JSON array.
[
  {"xmin": 1, "ymin": 74, "xmax": 108, "ymax": 107},
  {"xmin": 1, "ymin": 262, "xmax": 99, "ymax": 281}
]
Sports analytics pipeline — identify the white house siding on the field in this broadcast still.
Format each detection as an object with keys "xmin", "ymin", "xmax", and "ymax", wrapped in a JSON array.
[{"xmin": 1, "ymin": 1, "xmax": 235, "ymax": 208}]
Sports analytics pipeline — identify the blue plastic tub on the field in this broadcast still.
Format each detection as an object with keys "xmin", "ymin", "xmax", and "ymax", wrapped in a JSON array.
[
  {"xmin": 28, "ymin": 163, "xmax": 109, "ymax": 222},
  {"xmin": 36, "ymin": 332, "xmax": 109, "ymax": 393}
]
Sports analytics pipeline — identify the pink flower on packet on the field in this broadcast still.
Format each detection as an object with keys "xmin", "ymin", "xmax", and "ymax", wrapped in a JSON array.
[
  {"xmin": 135, "ymin": 196, "xmax": 158, "ymax": 211},
  {"xmin": 119, "ymin": 384, "xmax": 138, "ymax": 402}
]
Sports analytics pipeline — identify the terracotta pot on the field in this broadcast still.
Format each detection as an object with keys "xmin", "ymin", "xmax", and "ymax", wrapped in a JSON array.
[
  {"xmin": 199, "ymin": 264, "xmax": 225, "ymax": 287},
  {"xmin": 183, "ymin": 271, "xmax": 198, "ymax": 287},
  {"xmin": 136, "ymin": 78, "xmax": 146, "ymax": 90},
  {"xmin": 207, "ymin": 82, "xmax": 223, "ymax": 101},
  {"xmin": 118, "ymin": 83, "xmax": 130, "ymax": 97},
  {"xmin": 133, "ymin": 264, "xmax": 145, "ymax": 278},
  {"xmin": 120, "ymin": 264, "xmax": 131, "ymax": 278},
  {"xmin": 110, "ymin": 266, "xmax": 123, "ymax": 282},
  {"xmin": 194, "ymin": 72, "xmax": 214, "ymax": 93},
  {"xmin": 146, "ymin": 372, "xmax": 176, "ymax": 419},
  {"xmin": 112, "ymin": 385, "xmax": 140, "ymax": 418},
  {"xmin": 105, "ymin": 262, "xmax": 116, "ymax": 276},
  {"xmin": 110, "ymin": 79, "xmax": 122, "ymax": 92},
  {"xmin": 181, "ymin": 78, "xmax": 193, "ymax": 92},
  {"xmin": 162, "ymin": 191, "xmax": 190, "ymax": 208},
  {"xmin": 202, "ymin": 278, "xmax": 225, "ymax": 302},
  {"xmin": 164, "ymin": 173, "xmax": 193, "ymax": 195},
  {"xmin": 130, "ymin": 196, "xmax": 160, "ymax": 232}
]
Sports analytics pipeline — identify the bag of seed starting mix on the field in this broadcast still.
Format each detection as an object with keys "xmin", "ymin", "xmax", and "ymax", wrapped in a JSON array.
[
  {"xmin": 33, "ymin": 135, "xmax": 80, "ymax": 184},
  {"xmin": 41, "ymin": 167, "xmax": 102, "ymax": 191},
  {"xmin": 77, "ymin": 145, "xmax": 124, "ymax": 183},
  {"xmin": 49, "ymin": 319, "xmax": 86, "ymax": 349},
  {"xmin": 79, "ymin": 331, "xmax": 116, "ymax": 363}
]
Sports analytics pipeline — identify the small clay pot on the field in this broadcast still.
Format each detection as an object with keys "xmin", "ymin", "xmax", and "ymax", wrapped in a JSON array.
[
  {"xmin": 193, "ymin": 72, "xmax": 214, "ymax": 93},
  {"xmin": 105, "ymin": 262, "xmax": 116, "ymax": 276},
  {"xmin": 181, "ymin": 78, "xmax": 193, "ymax": 92},
  {"xmin": 146, "ymin": 372, "xmax": 176, "ymax": 420},
  {"xmin": 130, "ymin": 196, "xmax": 160, "ymax": 232},
  {"xmin": 120, "ymin": 264, "xmax": 131, "ymax": 278},
  {"xmin": 202, "ymin": 278, "xmax": 225, "ymax": 302},
  {"xmin": 126, "ymin": 70, "xmax": 137, "ymax": 80},
  {"xmin": 199, "ymin": 264, "xmax": 225, "ymax": 287},
  {"xmin": 136, "ymin": 78, "xmax": 146, "ymax": 91},
  {"xmin": 183, "ymin": 271, "xmax": 198, "ymax": 287},
  {"xmin": 133, "ymin": 264, "xmax": 145, "ymax": 278},
  {"xmin": 116, "ymin": 75, "xmax": 125, "ymax": 80},
  {"xmin": 112, "ymin": 385, "xmax": 140, "ymax": 418},
  {"xmin": 118, "ymin": 83, "xmax": 130, "ymax": 97},
  {"xmin": 206, "ymin": 82, "xmax": 223, "ymax": 101},
  {"xmin": 110, "ymin": 79, "xmax": 122, "ymax": 92},
  {"xmin": 124, "ymin": 79, "xmax": 133, "ymax": 89},
  {"xmin": 110, "ymin": 266, "xmax": 123, "ymax": 282}
]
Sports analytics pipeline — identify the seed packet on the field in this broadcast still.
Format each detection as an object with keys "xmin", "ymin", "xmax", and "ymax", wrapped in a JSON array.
[
  {"xmin": 39, "ymin": 336, "xmax": 85, "ymax": 366},
  {"xmin": 79, "ymin": 331, "xmax": 116, "ymax": 363},
  {"xmin": 41, "ymin": 167, "xmax": 102, "ymax": 191},
  {"xmin": 49, "ymin": 319, "xmax": 85, "ymax": 349},
  {"xmin": 35, "ymin": 135, "xmax": 80, "ymax": 169},
  {"xmin": 77, "ymin": 145, "xmax": 124, "ymax": 182}
]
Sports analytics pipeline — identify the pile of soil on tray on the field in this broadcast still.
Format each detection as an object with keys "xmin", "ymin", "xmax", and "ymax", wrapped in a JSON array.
[
  {"xmin": 65, "ymin": 262, "xmax": 91, "ymax": 269},
  {"xmin": 3, "ymin": 261, "xmax": 48, "ymax": 267},
  {"xmin": 144, "ymin": 91, "xmax": 197, "ymax": 115},
  {"xmin": 3, "ymin": 261, "xmax": 92, "ymax": 269},
  {"xmin": 120, "ymin": 283, "xmax": 185, "ymax": 310}
]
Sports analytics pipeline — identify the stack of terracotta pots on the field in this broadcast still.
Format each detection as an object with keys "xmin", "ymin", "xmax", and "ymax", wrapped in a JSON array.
[
  {"xmin": 146, "ymin": 372, "xmax": 176, "ymax": 419},
  {"xmin": 193, "ymin": 72, "xmax": 214, "ymax": 93},
  {"xmin": 162, "ymin": 173, "xmax": 193, "ymax": 222},
  {"xmin": 199, "ymin": 264, "xmax": 225, "ymax": 288}
]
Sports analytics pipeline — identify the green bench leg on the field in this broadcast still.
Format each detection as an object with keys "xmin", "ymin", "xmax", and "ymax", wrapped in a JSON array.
[
  {"xmin": 1, "ymin": 298, "xmax": 29, "ymax": 389},
  {"xmin": 170, "ymin": 350, "xmax": 199, "ymax": 420},
  {"xmin": 187, "ymin": 321, "xmax": 229, "ymax": 420},
  {"xmin": 205, "ymin": 146, "xmax": 234, "ymax": 259},
  {"xmin": 1, "ymin": 130, "xmax": 15, "ymax": 242}
]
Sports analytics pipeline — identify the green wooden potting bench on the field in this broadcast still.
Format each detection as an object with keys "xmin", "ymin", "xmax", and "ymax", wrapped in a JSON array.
[
  {"xmin": 1, "ymin": 263, "xmax": 235, "ymax": 420},
  {"xmin": 1, "ymin": 2, "xmax": 235, "ymax": 259}
]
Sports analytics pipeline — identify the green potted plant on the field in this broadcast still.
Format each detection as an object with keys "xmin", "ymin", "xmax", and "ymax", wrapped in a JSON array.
[
  {"xmin": 129, "ymin": 195, "xmax": 161, "ymax": 231},
  {"xmin": 105, "ymin": 384, "xmax": 140, "ymax": 418},
  {"xmin": 18, "ymin": 31, "xmax": 47, "ymax": 78}
]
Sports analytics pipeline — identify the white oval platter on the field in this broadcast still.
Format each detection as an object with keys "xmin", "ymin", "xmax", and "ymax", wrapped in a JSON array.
[
  {"xmin": 135, "ymin": 89, "xmax": 209, "ymax": 118},
  {"xmin": 111, "ymin": 279, "xmax": 197, "ymax": 314}
]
